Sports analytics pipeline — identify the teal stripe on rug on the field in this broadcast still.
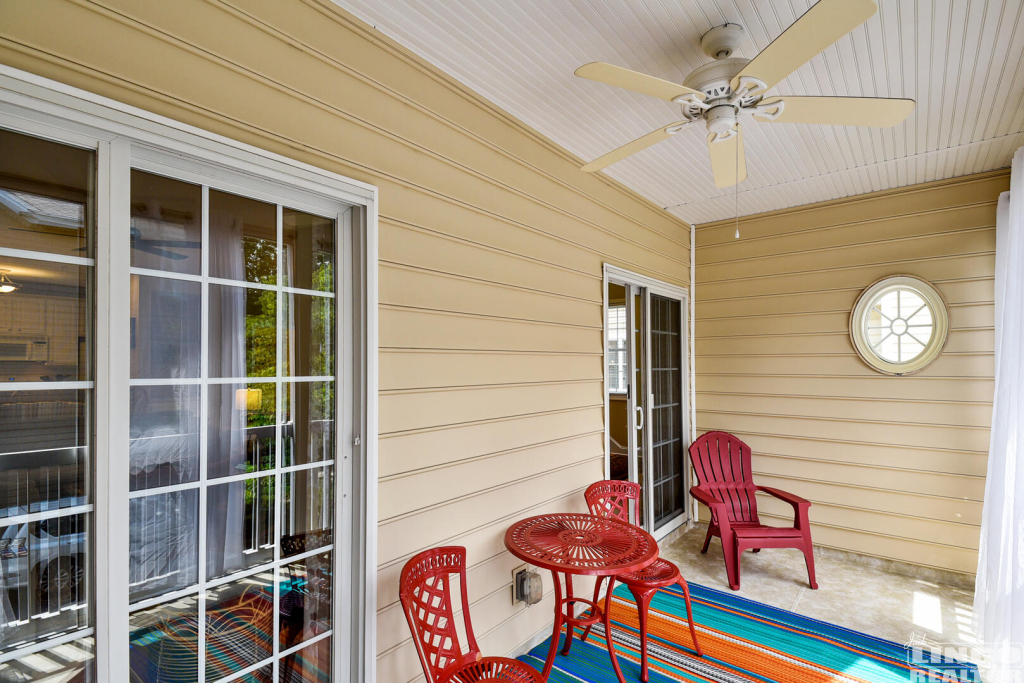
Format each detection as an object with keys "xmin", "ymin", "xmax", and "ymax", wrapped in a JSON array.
[{"xmin": 518, "ymin": 582, "xmax": 979, "ymax": 683}]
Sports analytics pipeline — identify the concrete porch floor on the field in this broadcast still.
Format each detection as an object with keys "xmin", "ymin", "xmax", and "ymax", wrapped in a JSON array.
[{"xmin": 661, "ymin": 524, "xmax": 983, "ymax": 673}]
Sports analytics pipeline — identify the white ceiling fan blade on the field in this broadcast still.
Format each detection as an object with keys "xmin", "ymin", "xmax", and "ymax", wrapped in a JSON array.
[
  {"xmin": 575, "ymin": 62, "xmax": 705, "ymax": 102},
  {"xmin": 707, "ymin": 127, "xmax": 747, "ymax": 189},
  {"xmin": 755, "ymin": 96, "xmax": 915, "ymax": 127},
  {"xmin": 731, "ymin": 0, "xmax": 877, "ymax": 95},
  {"xmin": 581, "ymin": 121, "xmax": 693, "ymax": 173}
]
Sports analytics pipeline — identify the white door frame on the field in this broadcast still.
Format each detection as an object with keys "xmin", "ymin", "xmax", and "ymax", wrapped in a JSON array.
[
  {"xmin": 0, "ymin": 64, "xmax": 379, "ymax": 683},
  {"xmin": 602, "ymin": 264, "xmax": 691, "ymax": 541}
]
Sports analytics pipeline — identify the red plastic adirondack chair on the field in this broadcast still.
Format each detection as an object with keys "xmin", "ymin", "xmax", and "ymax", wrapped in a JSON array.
[{"xmin": 689, "ymin": 431, "xmax": 817, "ymax": 591}]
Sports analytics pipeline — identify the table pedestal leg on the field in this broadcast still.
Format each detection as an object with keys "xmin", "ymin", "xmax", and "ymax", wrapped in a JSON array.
[
  {"xmin": 539, "ymin": 570, "xmax": 565, "ymax": 680},
  {"xmin": 537, "ymin": 572, "xmax": 627, "ymax": 683},
  {"xmin": 603, "ymin": 576, "xmax": 628, "ymax": 683},
  {"xmin": 561, "ymin": 573, "xmax": 575, "ymax": 655}
]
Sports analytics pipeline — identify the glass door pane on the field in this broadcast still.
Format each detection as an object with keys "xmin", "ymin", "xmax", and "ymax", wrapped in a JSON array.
[
  {"xmin": 605, "ymin": 282, "xmax": 628, "ymax": 481},
  {"xmin": 0, "ymin": 127, "xmax": 97, "ymax": 681},
  {"xmin": 650, "ymin": 294, "xmax": 685, "ymax": 527},
  {"xmin": 127, "ymin": 168, "xmax": 338, "ymax": 683}
]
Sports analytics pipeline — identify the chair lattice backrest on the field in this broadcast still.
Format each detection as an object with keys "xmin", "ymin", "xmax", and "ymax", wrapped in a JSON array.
[
  {"xmin": 689, "ymin": 431, "xmax": 759, "ymax": 524},
  {"xmin": 585, "ymin": 480, "xmax": 641, "ymax": 527},
  {"xmin": 399, "ymin": 547, "xmax": 478, "ymax": 683}
]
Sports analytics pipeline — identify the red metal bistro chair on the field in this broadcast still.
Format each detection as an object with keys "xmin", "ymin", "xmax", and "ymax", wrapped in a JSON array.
[
  {"xmin": 579, "ymin": 481, "xmax": 702, "ymax": 682},
  {"xmin": 689, "ymin": 431, "xmax": 817, "ymax": 591},
  {"xmin": 400, "ymin": 547, "xmax": 541, "ymax": 683}
]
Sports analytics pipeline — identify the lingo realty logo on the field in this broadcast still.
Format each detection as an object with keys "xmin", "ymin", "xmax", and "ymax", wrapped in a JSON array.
[{"xmin": 904, "ymin": 632, "xmax": 1024, "ymax": 682}]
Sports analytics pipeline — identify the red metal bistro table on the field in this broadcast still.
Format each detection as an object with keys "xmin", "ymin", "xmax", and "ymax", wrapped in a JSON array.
[{"xmin": 504, "ymin": 513, "xmax": 659, "ymax": 683}]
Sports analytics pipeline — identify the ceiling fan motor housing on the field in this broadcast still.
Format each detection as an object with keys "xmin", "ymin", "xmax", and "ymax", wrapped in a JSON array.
[{"xmin": 705, "ymin": 104, "xmax": 738, "ymax": 137}]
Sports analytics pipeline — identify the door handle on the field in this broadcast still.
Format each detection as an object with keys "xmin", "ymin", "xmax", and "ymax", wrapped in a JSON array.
[{"xmin": 635, "ymin": 405, "xmax": 644, "ymax": 431}]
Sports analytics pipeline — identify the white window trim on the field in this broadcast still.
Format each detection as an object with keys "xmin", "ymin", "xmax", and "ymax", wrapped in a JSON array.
[{"xmin": 0, "ymin": 64, "xmax": 379, "ymax": 683}]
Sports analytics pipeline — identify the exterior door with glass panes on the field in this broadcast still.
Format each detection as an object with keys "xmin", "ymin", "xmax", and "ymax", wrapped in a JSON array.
[
  {"xmin": 0, "ymin": 128, "xmax": 98, "ymax": 682},
  {"xmin": 126, "ymin": 158, "xmax": 348, "ymax": 683},
  {"xmin": 605, "ymin": 269, "xmax": 690, "ymax": 540}
]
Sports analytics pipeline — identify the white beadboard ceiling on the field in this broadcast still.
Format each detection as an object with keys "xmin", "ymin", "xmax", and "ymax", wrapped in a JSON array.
[{"xmin": 335, "ymin": 0, "xmax": 1024, "ymax": 225}]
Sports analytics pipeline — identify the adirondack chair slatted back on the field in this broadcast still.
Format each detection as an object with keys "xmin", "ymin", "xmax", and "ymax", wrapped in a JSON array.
[
  {"xmin": 689, "ymin": 431, "xmax": 759, "ymax": 524},
  {"xmin": 399, "ymin": 547, "xmax": 478, "ymax": 682},
  {"xmin": 584, "ymin": 480, "xmax": 641, "ymax": 526}
]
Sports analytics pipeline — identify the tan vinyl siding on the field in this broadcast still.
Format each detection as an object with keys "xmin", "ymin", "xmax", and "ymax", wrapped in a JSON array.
[
  {"xmin": 0, "ymin": 0, "xmax": 691, "ymax": 679},
  {"xmin": 695, "ymin": 171, "xmax": 1006, "ymax": 577}
]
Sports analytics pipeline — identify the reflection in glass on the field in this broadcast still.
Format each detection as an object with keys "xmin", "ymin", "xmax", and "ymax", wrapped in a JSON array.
[
  {"xmin": 0, "ymin": 634, "xmax": 96, "ymax": 682},
  {"xmin": 130, "ymin": 169, "xmax": 202, "ymax": 274},
  {"xmin": 207, "ymin": 383, "xmax": 276, "ymax": 479},
  {"xmin": 0, "ymin": 128, "xmax": 95, "ymax": 673},
  {"xmin": 280, "ymin": 552, "xmax": 332, "ymax": 651},
  {"xmin": 283, "ymin": 293, "xmax": 334, "ymax": 377},
  {"xmin": 205, "ymin": 572, "xmax": 274, "ymax": 680},
  {"xmin": 281, "ymin": 466, "xmax": 333, "ymax": 558},
  {"xmin": 129, "ymin": 489, "xmax": 198, "ymax": 603},
  {"xmin": 280, "ymin": 636, "xmax": 331, "ymax": 683},
  {"xmin": 0, "ymin": 389, "xmax": 89, "ymax": 518},
  {"xmin": 0, "ymin": 128, "xmax": 93, "ymax": 258},
  {"xmin": 209, "ymin": 283, "xmax": 277, "ymax": 378},
  {"xmin": 650, "ymin": 294, "xmax": 683, "ymax": 527},
  {"xmin": 606, "ymin": 282, "xmax": 628, "ymax": 482},
  {"xmin": 283, "ymin": 382, "xmax": 335, "ymax": 467},
  {"xmin": 129, "ymin": 596, "xmax": 199, "ymax": 683},
  {"xmin": 210, "ymin": 189, "xmax": 277, "ymax": 285},
  {"xmin": 282, "ymin": 208, "xmax": 334, "ymax": 293},
  {"xmin": 130, "ymin": 384, "xmax": 200, "ymax": 491},
  {"xmin": 237, "ymin": 666, "xmax": 274, "ymax": 683},
  {"xmin": 0, "ymin": 514, "xmax": 90, "ymax": 643},
  {"xmin": 131, "ymin": 275, "xmax": 201, "ymax": 379},
  {"xmin": 0, "ymin": 256, "xmax": 90, "ymax": 383},
  {"xmin": 207, "ymin": 477, "xmax": 275, "ymax": 580}
]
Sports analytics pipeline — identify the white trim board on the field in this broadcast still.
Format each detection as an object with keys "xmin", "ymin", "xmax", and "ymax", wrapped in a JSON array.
[{"xmin": 0, "ymin": 65, "xmax": 379, "ymax": 683}]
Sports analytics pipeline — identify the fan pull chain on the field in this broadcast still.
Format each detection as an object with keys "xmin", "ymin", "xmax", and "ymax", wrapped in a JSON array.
[{"xmin": 734, "ymin": 123, "xmax": 740, "ymax": 239}]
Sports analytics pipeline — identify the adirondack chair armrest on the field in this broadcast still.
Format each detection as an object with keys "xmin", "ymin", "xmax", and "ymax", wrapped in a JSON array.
[
  {"xmin": 757, "ymin": 486, "xmax": 810, "ymax": 507},
  {"xmin": 757, "ymin": 486, "xmax": 811, "ymax": 529},
  {"xmin": 689, "ymin": 485, "xmax": 733, "ymax": 532}
]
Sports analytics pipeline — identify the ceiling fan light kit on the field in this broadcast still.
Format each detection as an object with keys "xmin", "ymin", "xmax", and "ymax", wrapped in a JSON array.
[{"xmin": 574, "ymin": 0, "xmax": 915, "ymax": 189}]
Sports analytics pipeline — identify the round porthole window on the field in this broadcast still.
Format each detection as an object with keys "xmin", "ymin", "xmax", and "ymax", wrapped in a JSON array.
[{"xmin": 850, "ymin": 275, "xmax": 949, "ymax": 376}]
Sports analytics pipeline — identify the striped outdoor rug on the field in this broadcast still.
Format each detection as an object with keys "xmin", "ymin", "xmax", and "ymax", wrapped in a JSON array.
[{"xmin": 518, "ymin": 582, "xmax": 978, "ymax": 682}]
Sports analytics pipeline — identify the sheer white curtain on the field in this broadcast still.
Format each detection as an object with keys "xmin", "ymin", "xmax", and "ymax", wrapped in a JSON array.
[{"xmin": 975, "ymin": 145, "xmax": 1024, "ymax": 679}]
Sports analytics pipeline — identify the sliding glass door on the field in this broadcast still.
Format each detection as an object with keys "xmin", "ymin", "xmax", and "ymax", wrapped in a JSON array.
[
  {"xmin": 0, "ymin": 128, "xmax": 98, "ymax": 681},
  {"xmin": 125, "ymin": 162, "xmax": 343, "ymax": 683},
  {"xmin": 605, "ymin": 268, "xmax": 690, "ymax": 539}
]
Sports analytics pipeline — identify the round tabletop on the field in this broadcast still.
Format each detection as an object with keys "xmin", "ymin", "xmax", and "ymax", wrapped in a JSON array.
[{"xmin": 504, "ymin": 513, "xmax": 658, "ymax": 576}]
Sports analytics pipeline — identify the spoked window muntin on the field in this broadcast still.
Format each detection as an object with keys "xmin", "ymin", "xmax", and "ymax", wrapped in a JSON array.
[{"xmin": 850, "ymin": 275, "xmax": 949, "ymax": 376}]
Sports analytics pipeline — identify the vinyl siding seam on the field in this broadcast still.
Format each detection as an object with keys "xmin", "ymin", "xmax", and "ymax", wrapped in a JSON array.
[
  {"xmin": 695, "ymin": 249, "xmax": 995, "ymax": 286},
  {"xmin": 378, "ymin": 453, "xmax": 604, "ymax": 525},
  {"xmin": 697, "ymin": 225, "xmax": 994, "ymax": 269},
  {"xmin": 380, "ymin": 429, "xmax": 605, "ymax": 481},
  {"xmin": 697, "ymin": 198, "xmax": 1000, "ymax": 249},
  {"xmin": 380, "ymin": 260, "xmax": 604, "ymax": 305},
  {"xmin": 694, "ymin": 169, "xmax": 1009, "ymax": 231}
]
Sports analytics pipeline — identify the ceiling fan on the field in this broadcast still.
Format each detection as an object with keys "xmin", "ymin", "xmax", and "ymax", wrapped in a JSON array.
[{"xmin": 575, "ymin": 0, "xmax": 915, "ymax": 188}]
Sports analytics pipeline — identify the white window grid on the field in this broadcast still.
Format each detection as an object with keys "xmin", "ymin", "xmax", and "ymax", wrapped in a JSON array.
[
  {"xmin": 124, "ymin": 177, "xmax": 339, "ymax": 683},
  {"xmin": 0, "ymin": 244, "xmax": 96, "ymax": 665},
  {"xmin": 607, "ymin": 305, "xmax": 628, "ymax": 394}
]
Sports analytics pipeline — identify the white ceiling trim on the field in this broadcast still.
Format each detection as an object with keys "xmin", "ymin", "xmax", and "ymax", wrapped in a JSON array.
[{"xmin": 336, "ymin": 0, "xmax": 1024, "ymax": 226}]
